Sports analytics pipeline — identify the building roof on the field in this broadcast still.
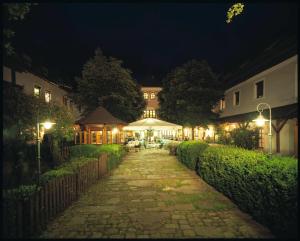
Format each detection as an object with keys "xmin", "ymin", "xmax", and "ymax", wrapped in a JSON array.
[
  {"xmin": 222, "ymin": 35, "xmax": 297, "ymax": 89},
  {"xmin": 218, "ymin": 103, "xmax": 298, "ymax": 123},
  {"xmin": 141, "ymin": 86, "xmax": 162, "ymax": 91},
  {"xmin": 76, "ymin": 106, "xmax": 127, "ymax": 125},
  {"xmin": 123, "ymin": 117, "xmax": 182, "ymax": 131}
]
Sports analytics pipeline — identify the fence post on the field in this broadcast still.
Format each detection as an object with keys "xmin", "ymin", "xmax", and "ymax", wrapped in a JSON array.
[
  {"xmin": 75, "ymin": 172, "xmax": 79, "ymax": 199},
  {"xmin": 16, "ymin": 200, "xmax": 23, "ymax": 238},
  {"xmin": 40, "ymin": 187, "xmax": 46, "ymax": 230},
  {"xmin": 22, "ymin": 198, "xmax": 30, "ymax": 238},
  {"xmin": 99, "ymin": 153, "xmax": 108, "ymax": 177},
  {"xmin": 35, "ymin": 191, "xmax": 41, "ymax": 235},
  {"xmin": 29, "ymin": 195, "xmax": 34, "ymax": 237}
]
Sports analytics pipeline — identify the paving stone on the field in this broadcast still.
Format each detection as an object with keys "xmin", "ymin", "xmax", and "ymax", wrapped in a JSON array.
[
  {"xmin": 183, "ymin": 229, "xmax": 196, "ymax": 236},
  {"xmin": 180, "ymin": 224, "xmax": 193, "ymax": 230},
  {"xmin": 40, "ymin": 149, "xmax": 274, "ymax": 239}
]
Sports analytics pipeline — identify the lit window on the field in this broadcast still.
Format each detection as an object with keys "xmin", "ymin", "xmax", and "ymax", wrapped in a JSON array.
[
  {"xmin": 34, "ymin": 85, "xmax": 41, "ymax": 98},
  {"xmin": 144, "ymin": 92, "xmax": 149, "ymax": 99},
  {"xmin": 45, "ymin": 91, "xmax": 51, "ymax": 103},
  {"xmin": 234, "ymin": 91, "xmax": 240, "ymax": 106},
  {"xmin": 220, "ymin": 97, "xmax": 225, "ymax": 110},
  {"xmin": 63, "ymin": 95, "xmax": 68, "ymax": 106},
  {"xmin": 150, "ymin": 93, "xmax": 155, "ymax": 99},
  {"xmin": 91, "ymin": 131, "xmax": 97, "ymax": 144},
  {"xmin": 255, "ymin": 80, "xmax": 264, "ymax": 99}
]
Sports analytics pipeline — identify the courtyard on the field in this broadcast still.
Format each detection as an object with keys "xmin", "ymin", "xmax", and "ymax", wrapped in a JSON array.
[{"xmin": 40, "ymin": 149, "xmax": 272, "ymax": 239}]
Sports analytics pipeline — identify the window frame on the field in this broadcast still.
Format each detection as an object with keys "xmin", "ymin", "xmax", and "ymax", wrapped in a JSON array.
[
  {"xmin": 220, "ymin": 97, "xmax": 226, "ymax": 110},
  {"xmin": 143, "ymin": 92, "xmax": 149, "ymax": 100},
  {"xmin": 233, "ymin": 90, "xmax": 240, "ymax": 106},
  {"xmin": 34, "ymin": 85, "xmax": 41, "ymax": 98},
  {"xmin": 254, "ymin": 79, "xmax": 265, "ymax": 99},
  {"xmin": 45, "ymin": 90, "xmax": 52, "ymax": 103},
  {"xmin": 150, "ymin": 92, "xmax": 155, "ymax": 99}
]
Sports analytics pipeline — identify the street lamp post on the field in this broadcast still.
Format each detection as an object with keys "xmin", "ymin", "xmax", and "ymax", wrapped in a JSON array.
[
  {"xmin": 36, "ymin": 120, "xmax": 55, "ymax": 185},
  {"xmin": 253, "ymin": 102, "xmax": 272, "ymax": 155}
]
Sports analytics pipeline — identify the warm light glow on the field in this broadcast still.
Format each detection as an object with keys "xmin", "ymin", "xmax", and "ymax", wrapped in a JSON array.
[
  {"xmin": 253, "ymin": 113, "xmax": 267, "ymax": 127},
  {"xmin": 42, "ymin": 121, "xmax": 55, "ymax": 130},
  {"xmin": 206, "ymin": 128, "xmax": 214, "ymax": 137},
  {"xmin": 184, "ymin": 127, "xmax": 190, "ymax": 137},
  {"xmin": 112, "ymin": 128, "xmax": 119, "ymax": 134},
  {"xmin": 147, "ymin": 118, "xmax": 154, "ymax": 123}
]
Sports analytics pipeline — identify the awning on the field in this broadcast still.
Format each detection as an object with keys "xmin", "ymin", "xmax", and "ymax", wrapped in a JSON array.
[
  {"xmin": 123, "ymin": 118, "xmax": 182, "ymax": 131},
  {"xmin": 218, "ymin": 103, "xmax": 297, "ymax": 123}
]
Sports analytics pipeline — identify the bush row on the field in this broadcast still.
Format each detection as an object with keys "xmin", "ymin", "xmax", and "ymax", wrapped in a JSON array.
[
  {"xmin": 4, "ymin": 144, "xmax": 125, "ymax": 198},
  {"xmin": 69, "ymin": 144, "xmax": 126, "ymax": 172},
  {"xmin": 197, "ymin": 145, "xmax": 298, "ymax": 238},
  {"xmin": 176, "ymin": 141, "xmax": 208, "ymax": 170}
]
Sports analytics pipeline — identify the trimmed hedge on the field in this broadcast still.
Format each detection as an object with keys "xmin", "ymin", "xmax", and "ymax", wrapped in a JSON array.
[
  {"xmin": 165, "ymin": 141, "xmax": 181, "ymax": 155},
  {"xmin": 176, "ymin": 141, "xmax": 208, "ymax": 170},
  {"xmin": 3, "ymin": 144, "xmax": 125, "ymax": 197},
  {"xmin": 69, "ymin": 144, "xmax": 126, "ymax": 172},
  {"xmin": 197, "ymin": 145, "xmax": 298, "ymax": 238}
]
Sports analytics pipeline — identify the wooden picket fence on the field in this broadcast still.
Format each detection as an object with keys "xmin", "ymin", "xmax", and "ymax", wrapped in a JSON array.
[{"xmin": 2, "ymin": 153, "xmax": 109, "ymax": 239}]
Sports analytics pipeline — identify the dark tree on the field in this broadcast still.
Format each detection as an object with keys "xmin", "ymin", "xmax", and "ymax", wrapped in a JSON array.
[
  {"xmin": 158, "ymin": 59, "xmax": 223, "ymax": 140},
  {"xmin": 75, "ymin": 48, "xmax": 146, "ymax": 122},
  {"xmin": 3, "ymin": 3, "xmax": 37, "ymax": 56}
]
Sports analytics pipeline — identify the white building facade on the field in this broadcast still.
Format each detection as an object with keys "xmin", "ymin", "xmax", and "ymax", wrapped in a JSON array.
[
  {"xmin": 216, "ymin": 55, "xmax": 298, "ymax": 156},
  {"xmin": 3, "ymin": 66, "xmax": 81, "ymax": 119}
]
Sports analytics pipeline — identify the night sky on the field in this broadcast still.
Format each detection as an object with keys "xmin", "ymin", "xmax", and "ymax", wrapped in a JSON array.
[{"xmin": 12, "ymin": 2, "xmax": 298, "ymax": 87}]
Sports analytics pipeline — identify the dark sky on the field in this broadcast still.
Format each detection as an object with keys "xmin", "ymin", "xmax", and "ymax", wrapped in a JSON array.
[{"xmin": 12, "ymin": 2, "xmax": 298, "ymax": 87}]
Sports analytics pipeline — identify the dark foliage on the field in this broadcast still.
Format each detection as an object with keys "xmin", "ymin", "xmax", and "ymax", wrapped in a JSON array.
[
  {"xmin": 176, "ymin": 141, "xmax": 209, "ymax": 170},
  {"xmin": 158, "ymin": 60, "xmax": 223, "ymax": 130},
  {"xmin": 74, "ymin": 48, "xmax": 146, "ymax": 122},
  {"xmin": 198, "ymin": 146, "xmax": 298, "ymax": 238}
]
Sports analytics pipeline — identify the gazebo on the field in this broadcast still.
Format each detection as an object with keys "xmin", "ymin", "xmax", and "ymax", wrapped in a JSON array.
[
  {"xmin": 74, "ymin": 106, "xmax": 127, "ymax": 145},
  {"xmin": 123, "ymin": 118, "xmax": 183, "ymax": 141}
]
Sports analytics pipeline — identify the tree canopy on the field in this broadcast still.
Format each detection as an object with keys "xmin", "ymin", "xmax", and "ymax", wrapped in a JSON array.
[
  {"xmin": 158, "ymin": 59, "xmax": 223, "ymax": 137},
  {"xmin": 74, "ymin": 48, "xmax": 146, "ymax": 122},
  {"xmin": 3, "ymin": 3, "xmax": 37, "ymax": 56}
]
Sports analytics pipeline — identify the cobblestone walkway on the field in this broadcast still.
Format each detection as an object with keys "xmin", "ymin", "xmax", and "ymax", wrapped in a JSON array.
[{"xmin": 40, "ymin": 149, "xmax": 273, "ymax": 238}]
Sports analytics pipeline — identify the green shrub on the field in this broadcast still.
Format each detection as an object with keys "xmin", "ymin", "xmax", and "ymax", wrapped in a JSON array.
[
  {"xmin": 176, "ymin": 141, "xmax": 208, "ymax": 170},
  {"xmin": 198, "ymin": 145, "xmax": 298, "ymax": 238},
  {"xmin": 165, "ymin": 141, "xmax": 181, "ymax": 155},
  {"xmin": 39, "ymin": 144, "xmax": 126, "ymax": 183},
  {"xmin": 3, "ymin": 185, "xmax": 40, "ymax": 200},
  {"xmin": 69, "ymin": 144, "xmax": 101, "ymax": 158},
  {"xmin": 216, "ymin": 131, "xmax": 233, "ymax": 145},
  {"xmin": 230, "ymin": 127, "xmax": 259, "ymax": 150}
]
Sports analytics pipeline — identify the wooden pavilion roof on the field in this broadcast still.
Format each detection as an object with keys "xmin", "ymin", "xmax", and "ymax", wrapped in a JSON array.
[{"xmin": 76, "ymin": 106, "xmax": 127, "ymax": 125}]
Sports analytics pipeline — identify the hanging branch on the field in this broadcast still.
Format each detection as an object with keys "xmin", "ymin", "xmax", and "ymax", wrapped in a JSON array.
[{"xmin": 226, "ymin": 3, "xmax": 245, "ymax": 23}]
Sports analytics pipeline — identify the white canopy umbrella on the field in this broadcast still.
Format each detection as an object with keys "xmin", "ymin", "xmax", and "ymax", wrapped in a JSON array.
[{"xmin": 123, "ymin": 118, "xmax": 182, "ymax": 131}]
